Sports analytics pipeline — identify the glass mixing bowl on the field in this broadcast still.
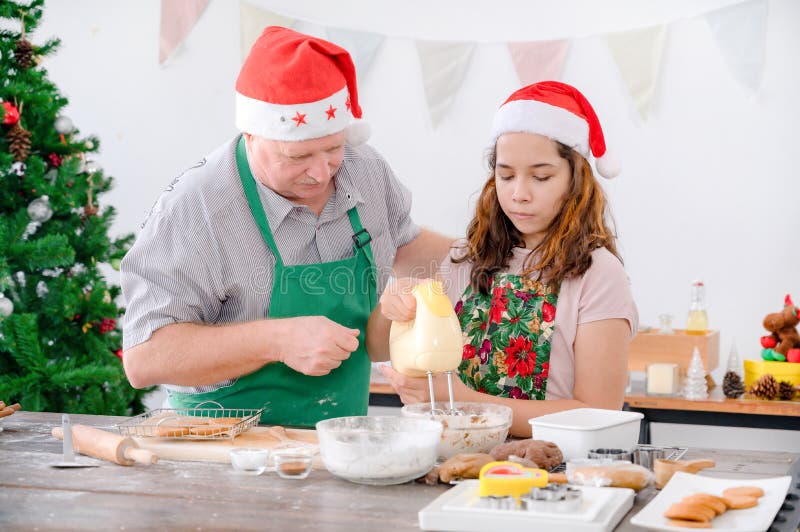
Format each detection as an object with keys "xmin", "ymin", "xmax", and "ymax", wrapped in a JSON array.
[
  {"xmin": 315, "ymin": 416, "xmax": 441, "ymax": 485},
  {"xmin": 401, "ymin": 402, "xmax": 513, "ymax": 460}
]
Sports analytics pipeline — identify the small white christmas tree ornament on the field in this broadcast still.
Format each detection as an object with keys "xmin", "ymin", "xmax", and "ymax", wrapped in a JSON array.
[
  {"xmin": 726, "ymin": 340, "xmax": 742, "ymax": 377},
  {"xmin": 683, "ymin": 346, "xmax": 709, "ymax": 400}
]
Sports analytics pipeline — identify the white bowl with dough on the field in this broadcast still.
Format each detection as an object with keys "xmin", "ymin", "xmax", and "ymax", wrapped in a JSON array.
[
  {"xmin": 401, "ymin": 402, "xmax": 513, "ymax": 461},
  {"xmin": 315, "ymin": 416, "xmax": 441, "ymax": 485}
]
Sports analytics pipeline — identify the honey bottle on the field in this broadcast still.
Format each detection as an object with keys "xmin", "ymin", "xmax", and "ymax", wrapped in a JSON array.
[{"xmin": 686, "ymin": 280, "xmax": 708, "ymax": 335}]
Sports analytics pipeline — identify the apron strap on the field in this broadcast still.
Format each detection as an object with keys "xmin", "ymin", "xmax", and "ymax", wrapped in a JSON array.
[{"xmin": 236, "ymin": 135, "xmax": 284, "ymax": 268}]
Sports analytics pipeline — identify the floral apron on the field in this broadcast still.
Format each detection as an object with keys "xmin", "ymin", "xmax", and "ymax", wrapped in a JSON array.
[{"xmin": 456, "ymin": 273, "xmax": 559, "ymax": 400}]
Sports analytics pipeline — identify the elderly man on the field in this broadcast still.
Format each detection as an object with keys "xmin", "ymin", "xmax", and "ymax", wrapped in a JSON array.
[{"xmin": 121, "ymin": 26, "xmax": 450, "ymax": 426}]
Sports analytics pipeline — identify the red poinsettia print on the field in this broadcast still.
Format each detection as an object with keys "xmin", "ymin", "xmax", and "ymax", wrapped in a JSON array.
[
  {"xmin": 489, "ymin": 286, "xmax": 508, "ymax": 324},
  {"xmin": 462, "ymin": 344, "xmax": 476, "ymax": 360},
  {"xmin": 542, "ymin": 301, "xmax": 556, "ymax": 322},
  {"xmin": 540, "ymin": 361, "xmax": 550, "ymax": 379},
  {"xmin": 504, "ymin": 336, "xmax": 536, "ymax": 378}
]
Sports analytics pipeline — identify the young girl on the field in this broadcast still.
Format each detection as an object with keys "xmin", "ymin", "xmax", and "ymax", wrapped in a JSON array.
[{"xmin": 367, "ymin": 81, "xmax": 638, "ymax": 437}]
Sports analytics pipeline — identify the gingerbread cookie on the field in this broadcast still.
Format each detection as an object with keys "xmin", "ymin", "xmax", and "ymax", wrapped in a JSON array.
[
  {"xmin": 667, "ymin": 519, "xmax": 712, "ymax": 528},
  {"xmin": 682, "ymin": 493, "xmax": 727, "ymax": 515},
  {"xmin": 723, "ymin": 495, "xmax": 759, "ymax": 509},
  {"xmin": 664, "ymin": 502, "xmax": 715, "ymax": 522},
  {"xmin": 722, "ymin": 486, "xmax": 764, "ymax": 499}
]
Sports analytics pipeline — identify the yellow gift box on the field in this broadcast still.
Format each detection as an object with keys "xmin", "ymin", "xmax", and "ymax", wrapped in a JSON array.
[{"xmin": 744, "ymin": 359, "xmax": 800, "ymax": 389}]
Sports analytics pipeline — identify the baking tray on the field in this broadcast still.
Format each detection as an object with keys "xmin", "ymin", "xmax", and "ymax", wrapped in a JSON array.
[{"xmin": 117, "ymin": 405, "xmax": 262, "ymax": 440}]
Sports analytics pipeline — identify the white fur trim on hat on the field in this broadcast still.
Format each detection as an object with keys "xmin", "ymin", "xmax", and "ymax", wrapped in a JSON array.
[
  {"xmin": 235, "ymin": 86, "xmax": 352, "ymax": 141},
  {"xmin": 345, "ymin": 120, "xmax": 371, "ymax": 146},
  {"xmin": 489, "ymin": 99, "xmax": 590, "ymax": 158},
  {"xmin": 595, "ymin": 152, "xmax": 621, "ymax": 179}
]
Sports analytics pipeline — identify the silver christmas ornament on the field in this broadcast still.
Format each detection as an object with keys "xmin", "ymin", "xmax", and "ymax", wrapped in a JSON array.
[
  {"xmin": 0, "ymin": 293, "xmax": 13, "ymax": 317},
  {"xmin": 22, "ymin": 221, "xmax": 40, "ymax": 240},
  {"xmin": 14, "ymin": 271, "xmax": 26, "ymax": 288},
  {"xmin": 36, "ymin": 280, "xmax": 49, "ymax": 298},
  {"xmin": 11, "ymin": 161, "xmax": 26, "ymax": 176},
  {"xmin": 84, "ymin": 159, "xmax": 100, "ymax": 175},
  {"xmin": 84, "ymin": 140, "xmax": 95, "ymax": 150},
  {"xmin": 28, "ymin": 195, "xmax": 54, "ymax": 223},
  {"xmin": 54, "ymin": 115, "xmax": 74, "ymax": 134}
]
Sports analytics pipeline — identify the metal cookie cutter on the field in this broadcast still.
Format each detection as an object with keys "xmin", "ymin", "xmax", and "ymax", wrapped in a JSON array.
[
  {"xmin": 521, "ymin": 484, "xmax": 582, "ymax": 513},
  {"xmin": 479, "ymin": 495, "xmax": 517, "ymax": 510},
  {"xmin": 587, "ymin": 448, "xmax": 633, "ymax": 462}
]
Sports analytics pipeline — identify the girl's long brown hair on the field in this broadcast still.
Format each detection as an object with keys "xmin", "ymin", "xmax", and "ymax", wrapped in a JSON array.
[{"xmin": 455, "ymin": 141, "xmax": 620, "ymax": 294}]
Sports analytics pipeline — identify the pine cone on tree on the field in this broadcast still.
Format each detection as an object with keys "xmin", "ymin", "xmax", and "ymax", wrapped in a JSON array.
[
  {"xmin": 7, "ymin": 122, "xmax": 32, "ymax": 161},
  {"xmin": 14, "ymin": 38, "xmax": 35, "ymax": 69},
  {"xmin": 749, "ymin": 374, "xmax": 779, "ymax": 400},
  {"xmin": 778, "ymin": 380, "xmax": 797, "ymax": 401},
  {"xmin": 722, "ymin": 371, "xmax": 745, "ymax": 398}
]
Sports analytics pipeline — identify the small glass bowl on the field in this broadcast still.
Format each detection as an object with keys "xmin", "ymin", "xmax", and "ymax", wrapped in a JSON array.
[
  {"xmin": 273, "ymin": 451, "xmax": 312, "ymax": 479},
  {"xmin": 230, "ymin": 448, "xmax": 269, "ymax": 475}
]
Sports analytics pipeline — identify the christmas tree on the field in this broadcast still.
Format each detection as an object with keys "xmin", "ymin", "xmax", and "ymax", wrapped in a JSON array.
[{"xmin": 0, "ymin": 0, "xmax": 150, "ymax": 415}]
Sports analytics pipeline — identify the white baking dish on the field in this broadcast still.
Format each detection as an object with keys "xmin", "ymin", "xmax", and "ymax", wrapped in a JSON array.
[{"xmin": 528, "ymin": 408, "xmax": 643, "ymax": 461}]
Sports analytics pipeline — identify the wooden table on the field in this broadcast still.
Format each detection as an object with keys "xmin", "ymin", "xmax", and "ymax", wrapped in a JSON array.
[
  {"xmin": 624, "ymin": 385, "xmax": 800, "ymax": 444},
  {"xmin": 2, "ymin": 411, "xmax": 799, "ymax": 531}
]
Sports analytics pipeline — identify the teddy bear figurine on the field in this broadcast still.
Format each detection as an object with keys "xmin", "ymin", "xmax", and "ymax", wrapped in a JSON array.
[{"xmin": 761, "ymin": 294, "xmax": 800, "ymax": 362}]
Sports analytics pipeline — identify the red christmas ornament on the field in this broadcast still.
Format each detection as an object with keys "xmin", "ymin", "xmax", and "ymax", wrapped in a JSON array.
[
  {"xmin": 47, "ymin": 153, "xmax": 63, "ymax": 168},
  {"xmin": 114, "ymin": 349, "xmax": 123, "ymax": 360},
  {"xmin": 2, "ymin": 101, "xmax": 20, "ymax": 125},
  {"xmin": 760, "ymin": 335, "xmax": 777, "ymax": 348},
  {"xmin": 99, "ymin": 317, "xmax": 116, "ymax": 333},
  {"xmin": 788, "ymin": 348, "xmax": 800, "ymax": 364}
]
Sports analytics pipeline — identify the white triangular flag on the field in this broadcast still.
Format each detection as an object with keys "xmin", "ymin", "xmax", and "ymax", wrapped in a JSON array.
[
  {"xmin": 239, "ymin": 1, "xmax": 294, "ymax": 60},
  {"xmin": 606, "ymin": 25, "xmax": 667, "ymax": 119},
  {"xmin": 507, "ymin": 40, "xmax": 570, "ymax": 86},
  {"xmin": 705, "ymin": 0, "xmax": 767, "ymax": 92},
  {"xmin": 416, "ymin": 41, "xmax": 476, "ymax": 128},
  {"xmin": 325, "ymin": 27, "xmax": 385, "ymax": 81}
]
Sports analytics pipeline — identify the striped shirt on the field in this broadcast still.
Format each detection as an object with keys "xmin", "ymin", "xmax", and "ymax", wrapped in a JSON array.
[{"xmin": 121, "ymin": 136, "xmax": 419, "ymax": 394}]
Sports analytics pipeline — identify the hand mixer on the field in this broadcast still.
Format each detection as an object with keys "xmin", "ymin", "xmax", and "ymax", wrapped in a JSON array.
[{"xmin": 389, "ymin": 280, "xmax": 464, "ymax": 415}]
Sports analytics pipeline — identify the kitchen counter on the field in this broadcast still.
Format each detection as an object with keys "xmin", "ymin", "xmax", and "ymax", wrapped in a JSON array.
[{"xmin": 1, "ymin": 411, "xmax": 798, "ymax": 531}]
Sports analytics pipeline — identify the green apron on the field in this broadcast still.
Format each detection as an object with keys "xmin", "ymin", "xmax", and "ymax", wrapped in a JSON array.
[{"xmin": 168, "ymin": 136, "xmax": 377, "ymax": 427}]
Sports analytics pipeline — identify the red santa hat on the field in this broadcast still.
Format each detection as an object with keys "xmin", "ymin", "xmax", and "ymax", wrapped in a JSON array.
[
  {"xmin": 489, "ymin": 81, "xmax": 621, "ymax": 179},
  {"xmin": 235, "ymin": 26, "xmax": 370, "ymax": 145}
]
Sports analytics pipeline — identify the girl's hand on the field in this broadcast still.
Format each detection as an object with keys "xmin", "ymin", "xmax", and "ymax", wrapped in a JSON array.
[
  {"xmin": 379, "ymin": 277, "xmax": 432, "ymax": 322},
  {"xmin": 379, "ymin": 364, "xmax": 452, "ymax": 405}
]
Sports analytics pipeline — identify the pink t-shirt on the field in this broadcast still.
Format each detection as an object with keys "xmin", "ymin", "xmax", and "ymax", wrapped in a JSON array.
[{"xmin": 440, "ymin": 244, "xmax": 638, "ymax": 400}]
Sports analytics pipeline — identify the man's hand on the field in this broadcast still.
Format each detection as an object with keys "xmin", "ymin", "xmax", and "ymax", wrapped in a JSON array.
[{"xmin": 277, "ymin": 316, "xmax": 360, "ymax": 376}]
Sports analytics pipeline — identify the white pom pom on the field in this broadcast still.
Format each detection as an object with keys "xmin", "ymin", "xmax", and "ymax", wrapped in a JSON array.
[
  {"xmin": 595, "ymin": 151, "xmax": 621, "ymax": 179},
  {"xmin": 346, "ymin": 120, "xmax": 371, "ymax": 146}
]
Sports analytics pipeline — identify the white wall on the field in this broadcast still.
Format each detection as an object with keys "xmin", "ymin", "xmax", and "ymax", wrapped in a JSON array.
[{"xmin": 36, "ymin": 0, "xmax": 800, "ymax": 384}]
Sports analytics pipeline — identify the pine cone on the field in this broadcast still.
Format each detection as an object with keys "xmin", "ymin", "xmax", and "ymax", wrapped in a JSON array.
[
  {"xmin": 749, "ymin": 374, "xmax": 779, "ymax": 400},
  {"xmin": 778, "ymin": 380, "xmax": 797, "ymax": 401},
  {"xmin": 722, "ymin": 371, "xmax": 745, "ymax": 399},
  {"xmin": 7, "ymin": 122, "xmax": 32, "ymax": 162},
  {"xmin": 14, "ymin": 38, "xmax": 34, "ymax": 69}
]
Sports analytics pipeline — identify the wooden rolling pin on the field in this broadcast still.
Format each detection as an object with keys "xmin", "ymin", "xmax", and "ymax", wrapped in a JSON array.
[{"xmin": 52, "ymin": 424, "xmax": 158, "ymax": 466}]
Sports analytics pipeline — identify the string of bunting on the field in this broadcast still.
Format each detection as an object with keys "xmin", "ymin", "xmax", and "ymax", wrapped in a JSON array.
[{"xmin": 159, "ymin": 0, "xmax": 767, "ymax": 126}]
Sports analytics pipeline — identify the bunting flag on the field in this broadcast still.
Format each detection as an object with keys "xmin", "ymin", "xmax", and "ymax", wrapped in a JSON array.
[
  {"xmin": 606, "ymin": 25, "xmax": 667, "ymax": 119},
  {"xmin": 159, "ymin": 0, "xmax": 209, "ymax": 65},
  {"xmin": 239, "ymin": 1, "xmax": 294, "ymax": 60},
  {"xmin": 705, "ymin": 0, "xmax": 768, "ymax": 92},
  {"xmin": 416, "ymin": 41, "xmax": 475, "ymax": 128},
  {"xmin": 325, "ymin": 28, "xmax": 385, "ymax": 81},
  {"xmin": 508, "ymin": 40, "xmax": 569, "ymax": 86}
]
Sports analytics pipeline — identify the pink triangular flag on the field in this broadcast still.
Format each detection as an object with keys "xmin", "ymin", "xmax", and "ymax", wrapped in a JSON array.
[
  {"xmin": 507, "ymin": 40, "xmax": 569, "ymax": 86},
  {"xmin": 159, "ymin": 0, "xmax": 209, "ymax": 65}
]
